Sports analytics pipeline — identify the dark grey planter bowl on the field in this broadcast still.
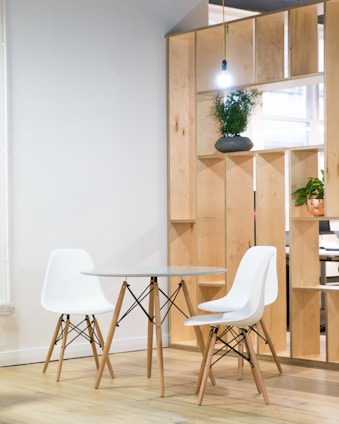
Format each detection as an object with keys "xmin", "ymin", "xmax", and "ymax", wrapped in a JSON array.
[{"xmin": 215, "ymin": 135, "xmax": 253, "ymax": 153}]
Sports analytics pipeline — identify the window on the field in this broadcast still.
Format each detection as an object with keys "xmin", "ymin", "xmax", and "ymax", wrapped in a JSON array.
[{"xmin": 260, "ymin": 84, "xmax": 324, "ymax": 149}]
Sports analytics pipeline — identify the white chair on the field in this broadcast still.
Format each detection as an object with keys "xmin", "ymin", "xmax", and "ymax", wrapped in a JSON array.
[
  {"xmin": 185, "ymin": 246, "xmax": 276, "ymax": 405},
  {"xmin": 198, "ymin": 246, "xmax": 282, "ymax": 374},
  {"xmin": 41, "ymin": 248, "xmax": 115, "ymax": 381}
]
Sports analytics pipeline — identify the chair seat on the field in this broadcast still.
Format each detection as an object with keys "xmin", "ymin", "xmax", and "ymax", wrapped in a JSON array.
[
  {"xmin": 44, "ymin": 299, "xmax": 114, "ymax": 315},
  {"xmin": 185, "ymin": 307, "xmax": 262, "ymax": 329},
  {"xmin": 198, "ymin": 298, "xmax": 244, "ymax": 312}
]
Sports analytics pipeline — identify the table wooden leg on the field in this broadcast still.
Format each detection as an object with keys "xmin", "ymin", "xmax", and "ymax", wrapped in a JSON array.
[
  {"xmin": 152, "ymin": 277, "xmax": 165, "ymax": 397},
  {"xmin": 181, "ymin": 279, "xmax": 216, "ymax": 386},
  {"xmin": 94, "ymin": 280, "xmax": 128, "ymax": 389},
  {"xmin": 147, "ymin": 278, "xmax": 155, "ymax": 378}
]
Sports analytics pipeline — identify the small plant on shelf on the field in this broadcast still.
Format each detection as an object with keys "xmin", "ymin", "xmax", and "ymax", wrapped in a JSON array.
[
  {"xmin": 291, "ymin": 170, "xmax": 325, "ymax": 216},
  {"xmin": 211, "ymin": 89, "xmax": 261, "ymax": 153},
  {"xmin": 211, "ymin": 89, "xmax": 260, "ymax": 137}
]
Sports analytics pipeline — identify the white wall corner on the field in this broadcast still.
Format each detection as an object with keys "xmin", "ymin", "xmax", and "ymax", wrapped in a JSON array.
[{"xmin": 167, "ymin": 0, "xmax": 209, "ymax": 34}]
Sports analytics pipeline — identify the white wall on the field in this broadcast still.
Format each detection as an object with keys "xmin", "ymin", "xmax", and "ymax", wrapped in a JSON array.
[{"xmin": 0, "ymin": 0, "xmax": 208, "ymax": 366}]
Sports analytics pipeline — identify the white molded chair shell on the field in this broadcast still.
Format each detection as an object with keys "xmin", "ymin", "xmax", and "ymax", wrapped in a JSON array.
[
  {"xmin": 185, "ymin": 246, "xmax": 276, "ymax": 406},
  {"xmin": 185, "ymin": 246, "xmax": 276, "ymax": 329},
  {"xmin": 198, "ymin": 245, "xmax": 278, "ymax": 313},
  {"xmin": 41, "ymin": 248, "xmax": 114, "ymax": 315},
  {"xmin": 41, "ymin": 248, "xmax": 115, "ymax": 382},
  {"xmin": 196, "ymin": 245, "xmax": 282, "ymax": 375}
]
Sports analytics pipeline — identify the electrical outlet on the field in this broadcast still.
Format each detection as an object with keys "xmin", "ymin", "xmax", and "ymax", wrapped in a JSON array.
[{"xmin": 0, "ymin": 303, "xmax": 15, "ymax": 316}]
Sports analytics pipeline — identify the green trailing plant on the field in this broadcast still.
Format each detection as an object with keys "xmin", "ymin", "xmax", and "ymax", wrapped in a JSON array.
[
  {"xmin": 291, "ymin": 170, "xmax": 325, "ymax": 206},
  {"xmin": 211, "ymin": 89, "xmax": 261, "ymax": 137}
]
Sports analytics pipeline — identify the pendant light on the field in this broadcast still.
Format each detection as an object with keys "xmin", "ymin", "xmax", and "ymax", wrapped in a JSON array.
[{"xmin": 217, "ymin": 0, "xmax": 232, "ymax": 87}]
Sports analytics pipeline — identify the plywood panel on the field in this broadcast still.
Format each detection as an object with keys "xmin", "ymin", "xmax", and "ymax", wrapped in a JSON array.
[
  {"xmin": 326, "ymin": 290, "xmax": 339, "ymax": 361},
  {"xmin": 290, "ymin": 220, "xmax": 319, "ymax": 288},
  {"xmin": 291, "ymin": 290, "xmax": 320, "ymax": 357},
  {"xmin": 225, "ymin": 154, "xmax": 254, "ymax": 288},
  {"xmin": 226, "ymin": 19, "xmax": 255, "ymax": 86},
  {"xmin": 289, "ymin": 218, "xmax": 320, "ymax": 359},
  {"xmin": 196, "ymin": 25, "xmax": 223, "ymax": 92},
  {"xmin": 324, "ymin": 0, "xmax": 339, "ymax": 216},
  {"xmin": 255, "ymin": 12, "xmax": 285, "ymax": 83},
  {"xmin": 168, "ymin": 275, "xmax": 197, "ymax": 345},
  {"xmin": 289, "ymin": 5, "xmax": 318, "ymax": 77},
  {"xmin": 168, "ymin": 34, "xmax": 196, "ymax": 220},
  {"xmin": 168, "ymin": 222, "xmax": 197, "ymax": 345},
  {"xmin": 196, "ymin": 95, "xmax": 220, "ymax": 156},
  {"xmin": 256, "ymin": 152, "xmax": 286, "ymax": 353},
  {"xmin": 169, "ymin": 223, "xmax": 196, "ymax": 266},
  {"xmin": 197, "ymin": 158, "xmax": 225, "ymax": 283}
]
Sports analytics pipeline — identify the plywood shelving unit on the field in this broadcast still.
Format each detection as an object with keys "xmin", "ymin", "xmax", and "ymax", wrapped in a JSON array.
[{"xmin": 167, "ymin": 0, "xmax": 339, "ymax": 364}]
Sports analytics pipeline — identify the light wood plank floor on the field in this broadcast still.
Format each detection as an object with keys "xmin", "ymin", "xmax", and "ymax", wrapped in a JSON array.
[{"xmin": 0, "ymin": 348, "xmax": 338, "ymax": 424}]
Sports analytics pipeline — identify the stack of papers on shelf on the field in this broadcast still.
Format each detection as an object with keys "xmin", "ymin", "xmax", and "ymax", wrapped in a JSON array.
[{"xmin": 319, "ymin": 234, "xmax": 339, "ymax": 250}]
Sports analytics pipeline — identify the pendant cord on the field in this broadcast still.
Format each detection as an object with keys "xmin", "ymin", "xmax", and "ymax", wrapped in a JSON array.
[{"xmin": 222, "ymin": 0, "xmax": 226, "ymax": 60}]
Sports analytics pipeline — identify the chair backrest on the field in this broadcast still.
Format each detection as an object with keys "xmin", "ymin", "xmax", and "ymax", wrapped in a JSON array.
[
  {"xmin": 235, "ymin": 246, "xmax": 277, "ymax": 326},
  {"xmin": 199, "ymin": 245, "xmax": 278, "ymax": 312},
  {"xmin": 219, "ymin": 246, "xmax": 277, "ymax": 327},
  {"xmin": 264, "ymin": 250, "xmax": 278, "ymax": 306},
  {"xmin": 41, "ymin": 248, "xmax": 108, "ymax": 313}
]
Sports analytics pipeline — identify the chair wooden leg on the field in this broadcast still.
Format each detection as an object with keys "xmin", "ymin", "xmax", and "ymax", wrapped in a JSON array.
[
  {"xmin": 195, "ymin": 330, "xmax": 211, "ymax": 395},
  {"xmin": 197, "ymin": 327, "xmax": 218, "ymax": 406},
  {"xmin": 93, "ymin": 316, "xmax": 114, "ymax": 378},
  {"xmin": 237, "ymin": 339, "xmax": 244, "ymax": 380},
  {"xmin": 43, "ymin": 315, "xmax": 63, "ymax": 373},
  {"xmin": 95, "ymin": 281, "xmax": 128, "ymax": 389},
  {"xmin": 181, "ymin": 280, "xmax": 216, "ymax": 386},
  {"xmin": 242, "ymin": 328, "xmax": 269, "ymax": 405},
  {"xmin": 259, "ymin": 318, "xmax": 282, "ymax": 373},
  {"xmin": 86, "ymin": 315, "xmax": 100, "ymax": 369},
  {"xmin": 56, "ymin": 315, "xmax": 70, "ymax": 382},
  {"xmin": 153, "ymin": 278, "xmax": 165, "ymax": 398}
]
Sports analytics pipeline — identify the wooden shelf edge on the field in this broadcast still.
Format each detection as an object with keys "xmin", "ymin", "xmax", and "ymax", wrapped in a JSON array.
[
  {"xmin": 170, "ymin": 219, "xmax": 196, "ymax": 224},
  {"xmin": 293, "ymin": 285, "xmax": 339, "ymax": 292},
  {"xmin": 196, "ymin": 72, "xmax": 324, "ymax": 96},
  {"xmin": 198, "ymin": 280, "xmax": 225, "ymax": 288},
  {"xmin": 198, "ymin": 144, "xmax": 324, "ymax": 160}
]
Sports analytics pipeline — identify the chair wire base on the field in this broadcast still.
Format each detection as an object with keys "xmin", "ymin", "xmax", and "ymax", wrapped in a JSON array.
[
  {"xmin": 196, "ymin": 325, "xmax": 269, "ymax": 405},
  {"xmin": 43, "ymin": 314, "xmax": 114, "ymax": 382}
]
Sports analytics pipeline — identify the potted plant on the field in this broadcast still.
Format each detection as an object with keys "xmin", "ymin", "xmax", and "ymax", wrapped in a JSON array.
[
  {"xmin": 291, "ymin": 170, "xmax": 325, "ymax": 216},
  {"xmin": 211, "ymin": 89, "xmax": 261, "ymax": 153}
]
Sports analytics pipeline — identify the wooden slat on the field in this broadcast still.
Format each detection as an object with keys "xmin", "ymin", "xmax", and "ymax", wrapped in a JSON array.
[
  {"xmin": 226, "ymin": 19, "xmax": 255, "ymax": 86},
  {"xmin": 225, "ymin": 154, "xmax": 254, "ymax": 288},
  {"xmin": 168, "ymin": 34, "xmax": 196, "ymax": 221},
  {"xmin": 197, "ymin": 158, "xmax": 226, "ymax": 273},
  {"xmin": 291, "ymin": 290, "xmax": 320, "ymax": 358},
  {"xmin": 256, "ymin": 152, "xmax": 287, "ymax": 353},
  {"xmin": 324, "ymin": 0, "xmax": 339, "ymax": 216},
  {"xmin": 196, "ymin": 95, "xmax": 220, "ymax": 157},
  {"xmin": 168, "ymin": 223, "xmax": 197, "ymax": 344},
  {"xmin": 255, "ymin": 12, "xmax": 285, "ymax": 83},
  {"xmin": 196, "ymin": 25, "xmax": 223, "ymax": 92},
  {"xmin": 288, "ymin": 4, "xmax": 319, "ymax": 77},
  {"xmin": 326, "ymin": 290, "xmax": 339, "ymax": 361}
]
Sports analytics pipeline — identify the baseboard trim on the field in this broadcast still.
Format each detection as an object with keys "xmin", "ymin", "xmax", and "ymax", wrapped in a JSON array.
[{"xmin": 0, "ymin": 334, "xmax": 169, "ymax": 367}]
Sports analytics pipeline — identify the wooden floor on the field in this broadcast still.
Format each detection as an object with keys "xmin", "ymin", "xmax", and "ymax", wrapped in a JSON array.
[{"xmin": 0, "ymin": 348, "xmax": 338, "ymax": 424}]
